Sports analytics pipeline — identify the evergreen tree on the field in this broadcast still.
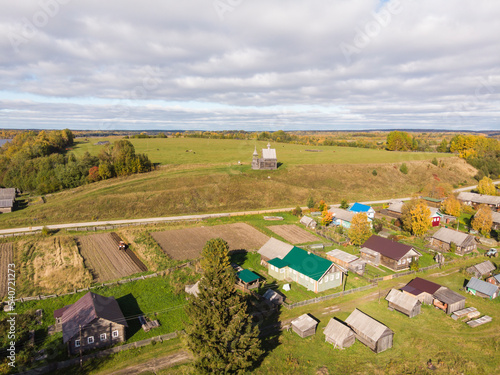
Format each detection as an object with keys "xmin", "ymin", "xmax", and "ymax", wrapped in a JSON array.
[{"xmin": 186, "ymin": 238, "xmax": 262, "ymax": 374}]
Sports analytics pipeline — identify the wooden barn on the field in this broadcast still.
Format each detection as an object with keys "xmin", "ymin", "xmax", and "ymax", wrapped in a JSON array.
[
  {"xmin": 262, "ymin": 289, "xmax": 285, "ymax": 305},
  {"xmin": 466, "ymin": 260, "xmax": 496, "ymax": 279},
  {"xmin": 326, "ymin": 249, "xmax": 365, "ymax": 275},
  {"xmin": 323, "ymin": 318, "xmax": 355, "ymax": 349},
  {"xmin": 360, "ymin": 235, "xmax": 421, "ymax": 271},
  {"xmin": 300, "ymin": 215, "xmax": 317, "ymax": 229},
  {"xmin": 466, "ymin": 277, "xmax": 499, "ymax": 299},
  {"xmin": 492, "ymin": 211, "xmax": 500, "ymax": 230},
  {"xmin": 401, "ymin": 277, "xmax": 466, "ymax": 314},
  {"xmin": 257, "ymin": 237, "xmax": 293, "ymax": 265},
  {"xmin": 0, "ymin": 188, "xmax": 16, "ymax": 213},
  {"xmin": 345, "ymin": 309, "xmax": 393, "ymax": 353},
  {"xmin": 53, "ymin": 292, "xmax": 127, "ymax": 355},
  {"xmin": 386, "ymin": 200, "xmax": 404, "ymax": 218},
  {"xmin": 385, "ymin": 289, "xmax": 421, "ymax": 318},
  {"xmin": 291, "ymin": 314, "xmax": 318, "ymax": 338},
  {"xmin": 430, "ymin": 227, "xmax": 476, "ymax": 255},
  {"xmin": 457, "ymin": 192, "xmax": 500, "ymax": 211},
  {"xmin": 251, "ymin": 143, "xmax": 277, "ymax": 170}
]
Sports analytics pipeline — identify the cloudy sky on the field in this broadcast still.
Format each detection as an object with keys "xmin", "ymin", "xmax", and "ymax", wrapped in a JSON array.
[{"xmin": 0, "ymin": 0, "xmax": 499, "ymax": 131}]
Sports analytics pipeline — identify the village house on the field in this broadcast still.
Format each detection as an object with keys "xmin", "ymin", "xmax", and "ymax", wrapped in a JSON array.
[
  {"xmin": 323, "ymin": 318, "xmax": 355, "ymax": 349},
  {"xmin": 359, "ymin": 235, "xmax": 422, "ymax": 271},
  {"xmin": 299, "ymin": 215, "xmax": 317, "ymax": 229},
  {"xmin": 385, "ymin": 288, "xmax": 421, "ymax": 318},
  {"xmin": 492, "ymin": 211, "xmax": 500, "ymax": 230},
  {"xmin": 430, "ymin": 227, "xmax": 476, "ymax": 255},
  {"xmin": 386, "ymin": 200, "xmax": 404, "ymax": 218},
  {"xmin": 267, "ymin": 247, "xmax": 343, "ymax": 293},
  {"xmin": 53, "ymin": 292, "xmax": 127, "ymax": 355},
  {"xmin": 466, "ymin": 260, "xmax": 496, "ymax": 279},
  {"xmin": 466, "ymin": 277, "xmax": 499, "ymax": 299},
  {"xmin": 348, "ymin": 202, "xmax": 375, "ymax": 220},
  {"xmin": 486, "ymin": 274, "xmax": 500, "ymax": 286},
  {"xmin": 345, "ymin": 309, "xmax": 394, "ymax": 354},
  {"xmin": 385, "ymin": 200, "xmax": 452, "ymax": 226},
  {"xmin": 457, "ymin": 191, "xmax": 500, "ymax": 211},
  {"xmin": 328, "ymin": 207, "xmax": 357, "ymax": 228},
  {"xmin": 251, "ymin": 143, "xmax": 277, "ymax": 170},
  {"xmin": 257, "ymin": 237, "xmax": 294, "ymax": 266},
  {"xmin": 325, "ymin": 249, "xmax": 366, "ymax": 275},
  {"xmin": 0, "ymin": 188, "xmax": 16, "ymax": 213},
  {"xmin": 401, "ymin": 277, "xmax": 465, "ymax": 314},
  {"xmin": 291, "ymin": 314, "xmax": 318, "ymax": 338}
]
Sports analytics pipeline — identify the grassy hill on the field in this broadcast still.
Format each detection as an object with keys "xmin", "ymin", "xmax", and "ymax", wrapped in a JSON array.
[{"xmin": 0, "ymin": 138, "xmax": 476, "ymax": 228}]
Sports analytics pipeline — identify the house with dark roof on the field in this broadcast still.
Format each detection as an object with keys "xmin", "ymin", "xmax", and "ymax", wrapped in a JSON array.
[
  {"xmin": 466, "ymin": 277, "xmax": 499, "ymax": 299},
  {"xmin": 401, "ymin": 277, "xmax": 465, "ymax": 314},
  {"xmin": 348, "ymin": 203, "xmax": 375, "ymax": 220},
  {"xmin": 53, "ymin": 292, "xmax": 127, "ymax": 355},
  {"xmin": 430, "ymin": 227, "xmax": 476, "ymax": 255},
  {"xmin": 252, "ymin": 143, "xmax": 277, "ymax": 170},
  {"xmin": 267, "ymin": 247, "xmax": 343, "ymax": 293},
  {"xmin": 466, "ymin": 260, "xmax": 496, "ymax": 279},
  {"xmin": 345, "ymin": 309, "xmax": 394, "ymax": 353},
  {"xmin": 359, "ymin": 235, "xmax": 421, "ymax": 271},
  {"xmin": 257, "ymin": 237, "xmax": 294, "ymax": 265}
]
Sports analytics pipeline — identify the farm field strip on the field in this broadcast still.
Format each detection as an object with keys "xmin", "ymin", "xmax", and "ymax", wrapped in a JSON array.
[
  {"xmin": 0, "ymin": 243, "xmax": 13, "ymax": 298},
  {"xmin": 151, "ymin": 223, "xmax": 270, "ymax": 260},
  {"xmin": 77, "ymin": 233, "xmax": 147, "ymax": 282},
  {"xmin": 267, "ymin": 224, "xmax": 319, "ymax": 244}
]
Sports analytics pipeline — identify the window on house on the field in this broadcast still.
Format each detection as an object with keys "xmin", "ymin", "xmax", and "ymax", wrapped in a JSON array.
[
  {"xmin": 87, "ymin": 336, "xmax": 94, "ymax": 344},
  {"xmin": 75, "ymin": 340, "xmax": 80, "ymax": 348},
  {"xmin": 300, "ymin": 274, "xmax": 304, "ymax": 278},
  {"xmin": 280, "ymin": 268, "xmax": 285, "ymax": 273},
  {"xmin": 112, "ymin": 330, "xmax": 119, "ymax": 338},
  {"xmin": 336, "ymin": 273, "xmax": 340, "ymax": 279},
  {"xmin": 305, "ymin": 276, "xmax": 309, "ymax": 282},
  {"xmin": 100, "ymin": 333, "xmax": 106, "ymax": 341}
]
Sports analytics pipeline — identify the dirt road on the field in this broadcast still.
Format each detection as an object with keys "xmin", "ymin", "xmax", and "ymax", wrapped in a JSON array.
[{"xmin": 104, "ymin": 350, "xmax": 192, "ymax": 375}]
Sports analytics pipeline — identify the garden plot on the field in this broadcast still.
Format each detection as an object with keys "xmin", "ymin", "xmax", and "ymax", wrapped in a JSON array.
[
  {"xmin": 150, "ymin": 223, "xmax": 269, "ymax": 260},
  {"xmin": 77, "ymin": 233, "xmax": 147, "ymax": 282},
  {"xmin": 0, "ymin": 243, "xmax": 13, "ymax": 298},
  {"xmin": 267, "ymin": 224, "xmax": 319, "ymax": 244}
]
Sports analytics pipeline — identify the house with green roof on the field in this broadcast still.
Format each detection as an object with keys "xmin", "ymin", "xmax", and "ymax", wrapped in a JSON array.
[
  {"xmin": 236, "ymin": 269, "xmax": 261, "ymax": 290},
  {"xmin": 267, "ymin": 247, "xmax": 343, "ymax": 293}
]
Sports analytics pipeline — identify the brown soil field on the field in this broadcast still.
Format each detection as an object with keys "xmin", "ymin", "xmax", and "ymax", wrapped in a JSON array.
[
  {"xmin": 0, "ymin": 243, "xmax": 13, "ymax": 298},
  {"xmin": 266, "ymin": 224, "xmax": 319, "ymax": 244},
  {"xmin": 76, "ymin": 233, "xmax": 147, "ymax": 282},
  {"xmin": 150, "ymin": 223, "xmax": 270, "ymax": 260}
]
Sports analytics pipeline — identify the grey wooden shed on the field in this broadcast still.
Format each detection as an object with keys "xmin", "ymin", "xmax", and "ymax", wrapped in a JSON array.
[
  {"xmin": 345, "ymin": 309, "xmax": 393, "ymax": 353},
  {"xmin": 323, "ymin": 318, "xmax": 355, "ymax": 349}
]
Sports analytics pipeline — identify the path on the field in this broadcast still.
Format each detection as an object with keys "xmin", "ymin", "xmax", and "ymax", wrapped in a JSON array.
[
  {"xmin": 104, "ymin": 351, "xmax": 192, "ymax": 375},
  {"xmin": 1, "ymin": 182, "xmax": 498, "ymax": 235}
]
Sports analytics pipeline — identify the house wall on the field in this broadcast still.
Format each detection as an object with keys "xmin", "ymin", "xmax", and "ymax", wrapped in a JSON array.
[
  {"xmin": 375, "ymin": 333, "xmax": 393, "ymax": 353},
  {"xmin": 268, "ymin": 265, "xmax": 285, "ymax": 280},
  {"xmin": 327, "ymin": 256, "xmax": 349, "ymax": 269},
  {"xmin": 317, "ymin": 270, "xmax": 342, "ymax": 293},
  {"xmin": 360, "ymin": 252, "xmax": 380, "ymax": 266},
  {"xmin": 0, "ymin": 207, "xmax": 12, "ymax": 213},
  {"xmin": 287, "ymin": 268, "xmax": 316, "ymax": 291},
  {"xmin": 68, "ymin": 318, "xmax": 126, "ymax": 355},
  {"xmin": 446, "ymin": 299, "xmax": 465, "ymax": 314}
]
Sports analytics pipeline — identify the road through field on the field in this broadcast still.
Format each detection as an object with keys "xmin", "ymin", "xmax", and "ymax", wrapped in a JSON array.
[{"xmin": 0, "ymin": 182, "xmax": 497, "ymax": 236}]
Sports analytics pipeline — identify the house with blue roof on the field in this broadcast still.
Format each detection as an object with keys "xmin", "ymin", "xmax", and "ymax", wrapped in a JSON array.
[
  {"xmin": 348, "ymin": 203, "xmax": 375, "ymax": 220},
  {"xmin": 267, "ymin": 247, "xmax": 343, "ymax": 293}
]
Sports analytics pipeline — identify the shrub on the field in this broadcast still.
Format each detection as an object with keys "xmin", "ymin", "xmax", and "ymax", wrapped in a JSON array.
[
  {"xmin": 340, "ymin": 199, "xmax": 349, "ymax": 209},
  {"xmin": 307, "ymin": 196, "xmax": 315, "ymax": 209},
  {"xmin": 400, "ymin": 163, "xmax": 409, "ymax": 174},
  {"xmin": 372, "ymin": 169, "xmax": 377, "ymax": 176},
  {"xmin": 41, "ymin": 226, "xmax": 50, "ymax": 237},
  {"xmin": 292, "ymin": 206, "xmax": 302, "ymax": 217},
  {"xmin": 449, "ymin": 241, "xmax": 456, "ymax": 253},
  {"xmin": 431, "ymin": 158, "xmax": 438, "ymax": 166}
]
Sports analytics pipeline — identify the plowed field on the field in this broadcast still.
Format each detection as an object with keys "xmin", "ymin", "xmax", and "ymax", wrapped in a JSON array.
[
  {"xmin": 267, "ymin": 224, "xmax": 319, "ymax": 244},
  {"xmin": 0, "ymin": 243, "xmax": 13, "ymax": 298},
  {"xmin": 150, "ymin": 223, "xmax": 269, "ymax": 260},
  {"xmin": 77, "ymin": 233, "xmax": 147, "ymax": 282}
]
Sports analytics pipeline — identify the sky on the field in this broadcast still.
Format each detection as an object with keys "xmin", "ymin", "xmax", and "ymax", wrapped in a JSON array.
[{"xmin": 0, "ymin": 0, "xmax": 499, "ymax": 131}]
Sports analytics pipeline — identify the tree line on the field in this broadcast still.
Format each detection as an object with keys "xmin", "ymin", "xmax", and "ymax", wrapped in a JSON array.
[{"xmin": 0, "ymin": 130, "xmax": 152, "ymax": 195}]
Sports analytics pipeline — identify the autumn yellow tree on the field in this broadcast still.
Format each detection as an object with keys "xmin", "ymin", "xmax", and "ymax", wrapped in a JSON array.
[
  {"xmin": 471, "ymin": 204, "xmax": 493, "ymax": 236},
  {"xmin": 401, "ymin": 199, "xmax": 431, "ymax": 236},
  {"xmin": 440, "ymin": 195, "xmax": 461, "ymax": 217},
  {"xmin": 348, "ymin": 212, "xmax": 372, "ymax": 245},
  {"xmin": 320, "ymin": 210, "xmax": 333, "ymax": 226},
  {"xmin": 477, "ymin": 176, "xmax": 497, "ymax": 196}
]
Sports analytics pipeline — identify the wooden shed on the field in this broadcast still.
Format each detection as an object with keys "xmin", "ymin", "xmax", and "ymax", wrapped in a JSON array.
[
  {"xmin": 466, "ymin": 260, "xmax": 496, "ymax": 279},
  {"xmin": 432, "ymin": 287, "xmax": 466, "ymax": 314},
  {"xmin": 430, "ymin": 227, "xmax": 476, "ymax": 255},
  {"xmin": 345, "ymin": 309, "xmax": 393, "ymax": 353},
  {"xmin": 385, "ymin": 289, "xmax": 421, "ymax": 318},
  {"xmin": 262, "ymin": 289, "xmax": 284, "ymax": 305},
  {"xmin": 291, "ymin": 314, "xmax": 318, "ymax": 338},
  {"xmin": 323, "ymin": 318, "xmax": 355, "ymax": 349},
  {"xmin": 466, "ymin": 277, "xmax": 499, "ymax": 299},
  {"xmin": 300, "ymin": 215, "xmax": 317, "ymax": 229}
]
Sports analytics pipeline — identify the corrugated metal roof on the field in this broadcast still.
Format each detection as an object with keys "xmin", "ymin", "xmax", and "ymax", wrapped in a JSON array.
[
  {"xmin": 433, "ymin": 286, "xmax": 466, "ymax": 304},
  {"xmin": 345, "ymin": 309, "xmax": 392, "ymax": 341},
  {"xmin": 432, "ymin": 227, "xmax": 473, "ymax": 247},
  {"xmin": 0, "ymin": 199, "xmax": 14, "ymax": 208},
  {"xmin": 0, "ymin": 188, "xmax": 16, "ymax": 199},
  {"xmin": 323, "ymin": 318, "xmax": 354, "ymax": 343},
  {"xmin": 60, "ymin": 292, "xmax": 128, "ymax": 343},
  {"xmin": 470, "ymin": 260, "xmax": 496, "ymax": 276},
  {"xmin": 237, "ymin": 269, "xmax": 260, "ymax": 283},
  {"xmin": 403, "ymin": 277, "xmax": 442, "ymax": 295},
  {"xmin": 291, "ymin": 314, "xmax": 318, "ymax": 331},
  {"xmin": 348, "ymin": 203, "xmax": 373, "ymax": 213},
  {"xmin": 258, "ymin": 237, "xmax": 293, "ymax": 260},
  {"xmin": 361, "ymin": 235, "xmax": 419, "ymax": 261},
  {"xmin": 492, "ymin": 211, "xmax": 500, "ymax": 224},
  {"xmin": 385, "ymin": 288, "xmax": 420, "ymax": 310},
  {"xmin": 326, "ymin": 249, "xmax": 359, "ymax": 264},
  {"xmin": 281, "ymin": 247, "xmax": 333, "ymax": 281},
  {"xmin": 457, "ymin": 192, "xmax": 500, "ymax": 206},
  {"xmin": 328, "ymin": 207, "xmax": 356, "ymax": 222},
  {"xmin": 262, "ymin": 289, "xmax": 283, "ymax": 303},
  {"xmin": 268, "ymin": 257, "xmax": 289, "ymax": 268},
  {"xmin": 466, "ymin": 277, "xmax": 499, "ymax": 297},
  {"xmin": 494, "ymin": 274, "xmax": 500, "ymax": 283}
]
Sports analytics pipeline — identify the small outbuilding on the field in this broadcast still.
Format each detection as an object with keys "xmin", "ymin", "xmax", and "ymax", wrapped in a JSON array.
[
  {"xmin": 385, "ymin": 289, "xmax": 421, "ymax": 318},
  {"xmin": 466, "ymin": 260, "xmax": 496, "ymax": 279},
  {"xmin": 345, "ymin": 309, "xmax": 393, "ymax": 353},
  {"xmin": 323, "ymin": 318, "xmax": 355, "ymax": 349},
  {"xmin": 291, "ymin": 314, "xmax": 319, "ymax": 338},
  {"xmin": 326, "ymin": 249, "xmax": 366, "ymax": 275},
  {"xmin": 486, "ymin": 274, "xmax": 500, "ymax": 286},
  {"xmin": 257, "ymin": 237, "xmax": 293, "ymax": 266},
  {"xmin": 262, "ymin": 289, "xmax": 285, "ymax": 305},
  {"xmin": 300, "ymin": 215, "xmax": 317, "ymax": 229},
  {"xmin": 236, "ymin": 269, "xmax": 261, "ymax": 290},
  {"xmin": 466, "ymin": 277, "xmax": 499, "ymax": 299}
]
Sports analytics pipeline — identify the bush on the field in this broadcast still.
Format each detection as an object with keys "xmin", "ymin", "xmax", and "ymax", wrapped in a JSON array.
[
  {"xmin": 372, "ymin": 169, "xmax": 377, "ymax": 176},
  {"xmin": 372, "ymin": 219, "xmax": 383, "ymax": 233},
  {"xmin": 340, "ymin": 199, "xmax": 349, "ymax": 209},
  {"xmin": 292, "ymin": 206, "xmax": 302, "ymax": 217},
  {"xmin": 41, "ymin": 226, "xmax": 51, "ymax": 237},
  {"xmin": 431, "ymin": 158, "xmax": 438, "ymax": 166},
  {"xmin": 449, "ymin": 241, "xmax": 456, "ymax": 254},
  {"xmin": 400, "ymin": 163, "xmax": 409, "ymax": 174},
  {"xmin": 307, "ymin": 196, "xmax": 315, "ymax": 209}
]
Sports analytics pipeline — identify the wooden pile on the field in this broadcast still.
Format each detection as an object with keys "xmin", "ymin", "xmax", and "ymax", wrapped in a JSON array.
[
  {"xmin": 467, "ymin": 316, "xmax": 492, "ymax": 328},
  {"xmin": 139, "ymin": 315, "xmax": 161, "ymax": 332},
  {"xmin": 451, "ymin": 307, "xmax": 479, "ymax": 320}
]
